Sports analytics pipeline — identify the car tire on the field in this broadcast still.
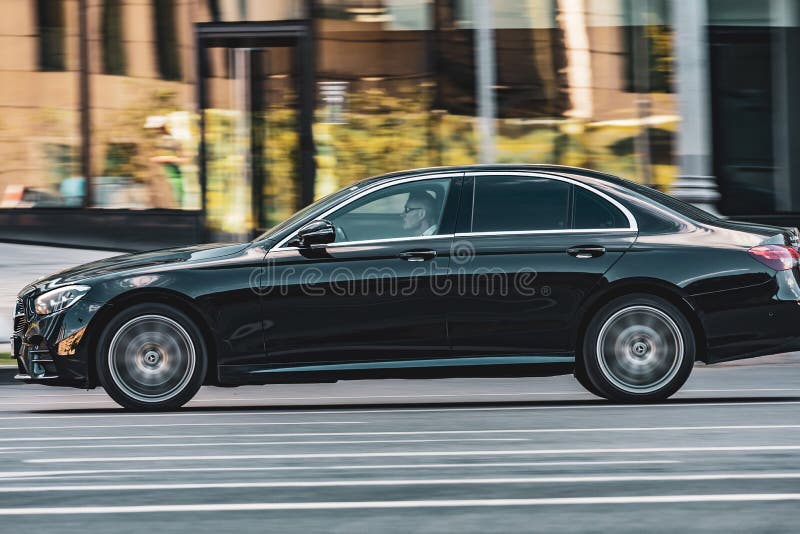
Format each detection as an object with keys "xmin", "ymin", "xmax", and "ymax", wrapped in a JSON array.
[
  {"xmin": 96, "ymin": 303, "xmax": 207, "ymax": 411},
  {"xmin": 579, "ymin": 294, "xmax": 695, "ymax": 402}
]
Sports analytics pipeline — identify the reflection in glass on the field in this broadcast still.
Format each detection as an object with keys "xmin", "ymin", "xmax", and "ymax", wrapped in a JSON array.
[
  {"xmin": 0, "ymin": 0, "xmax": 82, "ymax": 208},
  {"xmin": 88, "ymin": 0, "xmax": 199, "ymax": 210},
  {"xmin": 314, "ymin": 0, "xmax": 478, "ymax": 198},
  {"xmin": 202, "ymin": 45, "xmax": 301, "ymax": 239},
  {"xmin": 493, "ymin": 0, "xmax": 678, "ymax": 189}
]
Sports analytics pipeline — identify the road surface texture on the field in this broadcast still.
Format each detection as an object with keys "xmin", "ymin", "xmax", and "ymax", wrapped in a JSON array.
[{"xmin": 0, "ymin": 360, "xmax": 798, "ymax": 533}]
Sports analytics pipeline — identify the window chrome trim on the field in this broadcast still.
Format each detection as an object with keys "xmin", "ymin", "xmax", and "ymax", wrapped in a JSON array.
[
  {"xmin": 273, "ymin": 172, "xmax": 463, "ymax": 250},
  {"xmin": 468, "ymin": 170, "xmax": 639, "ymax": 233},
  {"xmin": 275, "ymin": 233, "xmax": 455, "ymax": 251},
  {"xmin": 455, "ymin": 228, "xmax": 636, "ymax": 238}
]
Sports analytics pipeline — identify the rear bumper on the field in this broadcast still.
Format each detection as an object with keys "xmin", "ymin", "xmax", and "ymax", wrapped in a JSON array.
[{"xmin": 699, "ymin": 270, "xmax": 800, "ymax": 363}]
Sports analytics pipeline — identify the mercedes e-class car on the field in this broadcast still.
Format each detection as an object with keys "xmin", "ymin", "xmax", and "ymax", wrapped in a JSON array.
[{"xmin": 12, "ymin": 165, "xmax": 800, "ymax": 410}]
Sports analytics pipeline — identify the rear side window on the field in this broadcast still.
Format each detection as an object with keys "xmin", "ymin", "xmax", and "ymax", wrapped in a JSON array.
[
  {"xmin": 573, "ymin": 186, "xmax": 629, "ymax": 229},
  {"xmin": 472, "ymin": 176, "xmax": 570, "ymax": 232}
]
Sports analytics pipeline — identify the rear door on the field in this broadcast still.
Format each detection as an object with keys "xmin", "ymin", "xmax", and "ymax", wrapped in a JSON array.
[{"xmin": 447, "ymin": 171, "xmax": 638, "ymax": 356}]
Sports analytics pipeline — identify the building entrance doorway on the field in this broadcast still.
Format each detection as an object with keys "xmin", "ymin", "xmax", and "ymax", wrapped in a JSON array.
[{"xmin": 197, "ymin": 22, "xmax": 314, "ymax": 240}]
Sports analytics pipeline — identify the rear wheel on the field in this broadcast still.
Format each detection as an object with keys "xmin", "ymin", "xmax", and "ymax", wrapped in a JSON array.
[
  {"xmin": 579, "ymin": 294, "xmax": 695, "ymax": 402},
  {"xmin": 96, "ymin": 303, "xmax": 207, "ymax": 411}
]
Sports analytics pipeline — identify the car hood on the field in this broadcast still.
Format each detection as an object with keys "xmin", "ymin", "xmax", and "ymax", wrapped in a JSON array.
[{"xmin": 31, "ymin": 242, "xmax": 249, "ymax": 291}]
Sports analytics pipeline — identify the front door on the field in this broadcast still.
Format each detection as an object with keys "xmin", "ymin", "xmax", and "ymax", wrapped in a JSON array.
[
  {"xmin": 197, "ymin": 22, "xmax": 314, "ymax": 241},
  {"xmin": 257, "ymin": 174, "xmax": 462, "ymax": 370}
]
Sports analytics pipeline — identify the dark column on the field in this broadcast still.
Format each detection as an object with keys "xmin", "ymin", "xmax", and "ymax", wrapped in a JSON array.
[
  {"xmin": 298, "ymin": 20, "xmax": 316, "ymax": 209},
  {"xmin": 78, "ymin": 0, "xmax": 92, "ymax": 208}
]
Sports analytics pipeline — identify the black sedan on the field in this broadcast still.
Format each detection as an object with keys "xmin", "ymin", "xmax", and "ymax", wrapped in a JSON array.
[{"xmin": 12, "ymin": 165, "xmax": 800, "ymax": 410}]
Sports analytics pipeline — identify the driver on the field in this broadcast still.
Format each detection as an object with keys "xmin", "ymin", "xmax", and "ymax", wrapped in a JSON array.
[{"xmin": 402, "ymin": 191, "xmax": 439, "ymax": 236}]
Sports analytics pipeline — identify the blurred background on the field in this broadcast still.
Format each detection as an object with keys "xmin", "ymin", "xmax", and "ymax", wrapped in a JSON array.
[{"xmin": 0, "ymin": 0, "xmax": 792, "ymax": 250}]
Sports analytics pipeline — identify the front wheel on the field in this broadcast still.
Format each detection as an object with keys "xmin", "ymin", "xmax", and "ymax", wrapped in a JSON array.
[
  {"xmin": 96, "ymin": 303, "xmax": 207, "ymax": 411},
  {"xmin": 579, "ymin": 294, "xmax": 695, "ymax": 402}
]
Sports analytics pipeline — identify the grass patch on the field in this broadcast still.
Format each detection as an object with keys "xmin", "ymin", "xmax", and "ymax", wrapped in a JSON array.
[{"xmin": 0, "ymin": 353, "xmax": 14, "ymax": 365}]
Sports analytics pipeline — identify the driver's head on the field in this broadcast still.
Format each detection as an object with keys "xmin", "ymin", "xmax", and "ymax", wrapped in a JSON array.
[{"xmin": 402, "ymin": 191, "xmax": 437, "ymax": 233}]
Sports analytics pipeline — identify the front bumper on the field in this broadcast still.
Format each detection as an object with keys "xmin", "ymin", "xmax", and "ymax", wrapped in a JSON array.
[{"xmin": 12, "ymin": 297, "xmax": 102, "ymax": 387}]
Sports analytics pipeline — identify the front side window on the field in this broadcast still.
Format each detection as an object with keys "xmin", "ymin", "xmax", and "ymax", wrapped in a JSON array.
[
  {"xmin": 472, "ymin": 176, "xmax": 570, "ymax": 232},
  {"xmin": 327, "ymin": 178, "xmax": 452, "ymax": 243}
]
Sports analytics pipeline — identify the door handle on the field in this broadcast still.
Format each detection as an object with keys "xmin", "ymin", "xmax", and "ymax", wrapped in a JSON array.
[
  {"xmin": 399, "ymin": 250, "xmax": 437, "ymax": 262},
  {"xmin": 567, "ymin": 245, "xmax": 606, "ymax": 259}
]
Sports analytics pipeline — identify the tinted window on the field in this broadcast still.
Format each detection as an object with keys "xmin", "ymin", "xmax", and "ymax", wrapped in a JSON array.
[
  {"xmin": 573, "ymin": 186, "xmax": 629, "ymax": 228},
  {"xmin": 328, "ymin": 178, "xmax": 451, "ymax": 242},
  {"xmin": 576, "ymin": 171, "xmax": 718, "ymax": 224},
  {"xmin": 473, "ymin": 176, "xmax": 569, "ymax": 232}
]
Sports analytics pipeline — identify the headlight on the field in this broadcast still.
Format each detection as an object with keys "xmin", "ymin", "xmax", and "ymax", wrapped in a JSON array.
[{"xmin": 34, "ymin": 285, "xmax": 91, "ymax": 316}]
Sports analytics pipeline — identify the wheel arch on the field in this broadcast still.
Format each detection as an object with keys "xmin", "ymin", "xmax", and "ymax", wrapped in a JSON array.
[
  {"xmin": 84, "ymin": 288, "xmax": 221, "ymax": 388},
  {"xmin": 572, "ymin": 278, "xmax": 708, "ymax": 366}
]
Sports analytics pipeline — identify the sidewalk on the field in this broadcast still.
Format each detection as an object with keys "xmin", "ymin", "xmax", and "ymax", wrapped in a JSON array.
[{"xmin": 0, "ymin": 243, "xmax": 117, "ymax": 351}]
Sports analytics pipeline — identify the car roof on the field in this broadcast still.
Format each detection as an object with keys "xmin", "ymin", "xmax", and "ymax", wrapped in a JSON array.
[{"xmin": 358, "ymin": 164, "xmax": 635, "ymax": 188}]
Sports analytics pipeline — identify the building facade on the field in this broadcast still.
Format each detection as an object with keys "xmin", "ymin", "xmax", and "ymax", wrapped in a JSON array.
[{"xmin": 0, "ymin": 0, "xmax": 795, "ymax": 250}]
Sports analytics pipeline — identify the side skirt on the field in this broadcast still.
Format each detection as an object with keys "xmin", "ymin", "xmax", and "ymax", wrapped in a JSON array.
[{"xmin": 219, "ymin": 355, "xmax": 576, "ymax": 385}]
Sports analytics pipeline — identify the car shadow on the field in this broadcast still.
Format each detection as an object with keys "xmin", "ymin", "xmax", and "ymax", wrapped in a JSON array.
[{"xmin": 28, "ymin": 395, "xmax": 800, "ymax": 415}]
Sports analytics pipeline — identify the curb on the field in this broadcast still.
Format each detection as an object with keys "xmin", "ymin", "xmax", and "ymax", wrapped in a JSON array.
[{"xmin": 0, "ymin": 365, "xmax": 17, "ymax": 386}]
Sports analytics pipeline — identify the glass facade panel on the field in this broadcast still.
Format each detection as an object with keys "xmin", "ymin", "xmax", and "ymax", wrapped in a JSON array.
[
  {"xmin": 87, "ymin": 0, "xmax": 200, "ymax": 211},
  {"xmin": 313, "ymin": 0, "xmax": 478, "ymax": 200},
  {"xmin": 707, "ymin": 0, "xmax": 783, "ymax": 216},
  {"xmin": 0, "ymin": 0, "xmax": 82, "ymax": 208},
  {"xmin": 201, "ymin": 44, "xmax": 302, "ymax": 237},
  {"xmin": 201, "ymin": 47, "xmax": 253, "ymax": 237},
  {"xmin": 493, "ymin": 0, "xmax": 678, "ymax": 190},
  {"xmin": 2, "ymin": 0, "xmax": 799, "ymax": 248},
  {"xmin": 197, "ymin": 0, "xmax": 307, "ymax": 23}
]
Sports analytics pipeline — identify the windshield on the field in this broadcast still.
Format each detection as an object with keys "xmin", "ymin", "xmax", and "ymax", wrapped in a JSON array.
[{"xmin": 253, "ymin": 185, "xmax": 359, "ymax": 242}]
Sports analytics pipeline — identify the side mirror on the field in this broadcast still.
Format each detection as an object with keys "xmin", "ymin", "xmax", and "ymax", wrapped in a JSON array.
[{"xmin": 296, "ymin": 219, "xmax": 335, "ymax": 248}]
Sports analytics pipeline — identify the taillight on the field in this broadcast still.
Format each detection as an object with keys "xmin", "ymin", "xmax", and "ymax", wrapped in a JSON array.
[{"xmin": 748, "ymin": 245, "xmax": 800, "ymax": 271}]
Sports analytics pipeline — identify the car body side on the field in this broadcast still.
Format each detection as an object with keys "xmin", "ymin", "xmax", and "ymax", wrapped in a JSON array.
[{"xmin": 13, "ymin": 165, "xmax": 800, "ymax": 389}]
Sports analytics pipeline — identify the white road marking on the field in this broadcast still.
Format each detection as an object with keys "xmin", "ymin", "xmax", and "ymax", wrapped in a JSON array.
[
  {"xmin": 0, "ymin": 437, "xmax": 527, "ymax": 451},
  {"xmin": 683, "ymin": 388, "xmax": 800, "ymax": 393},
  {"xmin": 0, "ymin": 421, "xmax": 366, "ymax": 431},
  {"xmin": 0, "ymin": 401, "xmax": 114, "ymax": 406},
  {"xmin": 26, "ymin": 444, "xmax": 800, "ymax": 464},
  {"xmin": 4, "ymin": 399, "xmax": 800, "ymax": 423},
  {"xmin": 1, "ymin": 424, "xmax": 799, "ymax": 443},
  {"xmin": 1, "ymin": 387, "xmax": 799, "ymax": 402},
  {"xmin": 0, "ymin": 494, "xmax": 799, "ymax": 514},
  {"xmin": 0, "ymin": 460, "xmax": 681, "ymax": 480},
  {"xmin": 4, "ymin": 472, "xmax": 800, "ymax": 493},
  {"xmin": 185, "ymin": 387, "xmax": 800, "ymax": 400}
]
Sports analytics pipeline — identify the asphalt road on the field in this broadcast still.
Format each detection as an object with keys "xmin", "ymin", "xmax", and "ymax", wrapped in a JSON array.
[{"xmin": 0, "ymin": 361, "xmax": 798, "ymax": 533}]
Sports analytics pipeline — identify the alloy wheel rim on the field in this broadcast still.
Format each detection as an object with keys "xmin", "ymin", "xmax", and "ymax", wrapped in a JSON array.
[
  {"xmin": 596, "ymin": 305, "xmax": 684, "ymax": 394},
  {"xmin": 108, "ymin": 314, "xmax": 196, "ymax": 403}
]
